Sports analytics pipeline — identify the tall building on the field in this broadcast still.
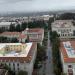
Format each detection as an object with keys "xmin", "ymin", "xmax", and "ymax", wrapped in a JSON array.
[{"xmin": 0, "ymin": 42, "xmax": 37, "ymax": 75}]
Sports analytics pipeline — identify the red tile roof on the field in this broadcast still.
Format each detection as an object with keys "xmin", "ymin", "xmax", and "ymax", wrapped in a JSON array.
[
  {"xmin": 0, "ymin": 32, "xmax": 21, "ymax": 36},
  {"xmin": 24, "ymin": 28, "xmax": 44, "ymax": 34},
  {"xmin": 0, "ymin": 43, "xmax": 37, "ymax": 63},
  {"xmin": 19, "ymin": 34, "xmax": 27, "ymax": 39},
  {"xmin": 60, "ymin": 40, "xmax": 75, "ymax": 63}
]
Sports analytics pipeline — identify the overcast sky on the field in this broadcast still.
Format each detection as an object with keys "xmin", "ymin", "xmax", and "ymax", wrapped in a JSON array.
[{"xmin": 0, "ymin": 0, "xmax": 75, "ymax": 13}]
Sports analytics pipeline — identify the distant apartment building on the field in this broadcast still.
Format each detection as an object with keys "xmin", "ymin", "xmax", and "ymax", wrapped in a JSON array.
[
  {"xmin": 51, "ymin": 20, "xmax": 75, "ymax": 39},
  {"xmin": 22, "ymin": 28, "xmax": 44, "ymax": 45},
  {"xmin": 41, "ymin": 15, "xmax": 54, "ymax": 21},
  {"xmin": 60, "ymin": 40, "xmax": 75, "ymax": 75},
  {"xmin": 0, "ymin": 22, "xmax": 17, "ymax": 29},
  {"xmin": 0, "ymin": 42, "xmax": 37, "ymax": 75}
]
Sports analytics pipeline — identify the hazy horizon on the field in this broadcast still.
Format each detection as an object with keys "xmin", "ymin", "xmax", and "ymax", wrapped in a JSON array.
[{"xmin": 0, "ymin": 0, "xmax": 75, "ymax": 14}]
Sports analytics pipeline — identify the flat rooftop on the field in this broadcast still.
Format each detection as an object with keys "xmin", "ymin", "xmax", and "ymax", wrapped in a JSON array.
[
  {"xmin": 60, "ymin": 40, "xmax": 75, "ymax": 63},
  {"xmin": 0, "ymin": 43, "xmax": 32, "ymax": 57},
  {"xmin": 52, "ymin": 20, "xmax": 73, "ymax": 28},
  {"xmin": 0, "ymin": 42, "xmax": 37, "ymax": 63},
  {"xmin": 0, "ymin": 22, "xmax": 16, "ymax": 26}
]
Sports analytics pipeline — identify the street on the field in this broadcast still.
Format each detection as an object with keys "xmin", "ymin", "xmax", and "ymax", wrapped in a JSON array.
[
  {"xmin": 45, "ymin": 31, "xmax": 54, "ymax": 75},
  {"xmin": 38, "ymin": 31, "xmax": 54, "ymax": 75}
]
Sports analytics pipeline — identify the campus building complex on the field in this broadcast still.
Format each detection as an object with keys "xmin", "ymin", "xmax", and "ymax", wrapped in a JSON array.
[
  {"xmin": 0, "ymin": 42, "xmax": 37, "ymax": 75},
  {"xmin": 0, "ymin": 28, "xmax": 44, "ymax": 44}
]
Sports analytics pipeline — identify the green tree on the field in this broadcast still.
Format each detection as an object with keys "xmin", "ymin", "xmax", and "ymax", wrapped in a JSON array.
[
  {"xmin": 9, "ymin": 24, "xmax": 15, "ymax": 32},
  {"xmin": 25, "ymin": 35, "xmax": 29, "ymax": 43},
  {"xmin": 11, "ymin": 38, "xmax": 19, "ymax": 43},
  {"xmin": 15, "ymin": 24, "xmax": 21, "ymax": 32},
  {"xmin": 18, "ymin": 70, "xmax": 28, "ymax": 75},
  {"xmin": 34, "ymin": 43, "xmax": 46, "ymax": 69},
  {"xmin": 48, "ymin": 17, "xmax": 54, "ymax": 30},
  {"xmin": 21, "ymin": 22, "xmax": 27, "ymax": 31},
  {"xmin": 50, "ymin": 31, "xmax": 62, "ymax": 75}
]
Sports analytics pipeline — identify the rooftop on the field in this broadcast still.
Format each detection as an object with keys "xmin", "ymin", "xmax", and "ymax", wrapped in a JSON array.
[
  {"xmin": 24, "ymin": 28, "xmax": 44, "ymax": 34},
  {"xmin": 0, "ymin": 22, "xmax": 16, "ymax": 26},
  {"xmin": 60, "ymin": 40, "xmax": 75, "ymax": 63},
  {"xmin": 52, "ymin": 20, "xmax": 73, "ymax": 28},
  {"xmin": 0, "ymin": 42, "xmax": 37, "ymax": 63},
  {"xmin": 0, "ymin": 43, "xmax": 32, "ymax": 57},
  {"xmin": 0, "ymin": 32, "xmax": 21, "ymax": 36}
]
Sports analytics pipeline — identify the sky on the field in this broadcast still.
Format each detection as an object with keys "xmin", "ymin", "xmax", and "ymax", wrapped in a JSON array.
[{"xmin": 0, "ymin": 0, "xmax": 75, "ymax": 13}]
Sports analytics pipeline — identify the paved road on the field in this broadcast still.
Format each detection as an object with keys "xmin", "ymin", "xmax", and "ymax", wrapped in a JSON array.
[{"xmin": 45, "ymin": 31, "xmax": 54, "ymax": 75}]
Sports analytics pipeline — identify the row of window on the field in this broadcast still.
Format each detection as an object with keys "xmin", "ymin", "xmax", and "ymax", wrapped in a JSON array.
[
  {"xmin": 59, "ymin": 33, "xmax": 73, "ymax": 36},
  {"xmin": 58, "ymin": 29, "xmax": 71, "ymax": 33},
  {"xmin": 1, "ymin": 62, "xmax": 20, "ymax": 71}
]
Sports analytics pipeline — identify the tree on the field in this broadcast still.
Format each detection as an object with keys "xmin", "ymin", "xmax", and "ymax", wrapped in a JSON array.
[
  {"xmin": 0, "ymin": 36, "xmax": 8, "ymax": 43},
  {"xmin": 34, "ymin": 43, "xmax": 46, "ymax": 69},
  {"xmin": 9, "ymin": 24, "xmax": 15, "ymax": 32},
  {"xmin": 18, "ymin": 70, "xmax": 28, "ymax": 75},
  {"xmin": 15, "ymin": 24, "xmax": 21, "ymax": 32},
  {"xmin": 50, "ymin": 31, "xmax": 62, "ymax": 75},
  {"xmin": 57, "ymin": 13, "xmax": 75, "ymax": 20},
  {"xmin": 25, "ymin": 35, "xmax": 29, "ymax": 43},
  {"xmin": 11, "ymin": 38, "xmax": 19, "ymax": 43},
  {"xmin": 48, "ymin": 17, "xmax": 54, "ymax": 30},
  {"xmin": 50, "ymin": 31, "xmax": 59, "ymax": 42},
  {"xmin": 21, "ymin": 22, "xmax": 27, "ymax": 31}
]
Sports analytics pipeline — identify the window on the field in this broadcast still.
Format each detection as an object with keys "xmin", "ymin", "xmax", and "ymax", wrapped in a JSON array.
[
  {"xmin": 13, "ymin": 63, "xmax": 15, "ymax": 66},
  {"xmin": 68, "ymin": 34, "xmax": 70, "ymax": 36},
  {"xmin": 18, "ymin": 67, "xmax": 19, "ymax": 71},
  {"xmin": 13, "ymin": 63, "xmax": 15, "ymax": 70},
  {"xmin": 17, "ymin": 63, "xmax": 19, "ymax": 71},
  {"xmin": 17, "ymin": 63, "xmax": 19, "ymax": 67},
  {"xmin": 68, "ymin": 65, "xmax": 72, "ymax": 68},
  {"xmin": 9, "ymin": 63, "xmax": 10, "ymax": 66},
  {"xmin": 63, "ymin": 34, "xmax": 64, "ymax": 36}
]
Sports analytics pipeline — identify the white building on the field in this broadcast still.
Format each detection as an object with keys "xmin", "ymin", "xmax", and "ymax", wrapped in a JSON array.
[
  {"xmin": 0, "ymin": 22, "xmax": 17, "ymax": 29},
  {"xmin": 41, "ymin": 15, "xmax": 54, "ymax": 21},
  {"xmin": 0, "ymin": 42, "xmax": 37, "ymax": 75},
  {"xmin": 60, "ymin": 40, "xmax": 75, "ymax": 75},
  {"xmin": 22, "ymin": 28, "xmax": 44, "ymax": 45},
  {"xmin": 51, "ymin": 20, "xmax": 75, "ymax": 39}
]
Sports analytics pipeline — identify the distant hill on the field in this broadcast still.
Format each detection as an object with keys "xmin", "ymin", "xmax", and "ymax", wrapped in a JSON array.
[{"xmin": 56, "ymin": 12, "xmax": 75, "ymax": 20}]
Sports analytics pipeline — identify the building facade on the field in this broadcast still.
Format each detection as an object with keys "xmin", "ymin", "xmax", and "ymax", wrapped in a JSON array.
[
  {"xmin": 0, "ymin": 22, "xmax": 17, "ymax": 29},
  {"xmin": 0, "ymin": 28, "xmax": 44, "ymax": 44},
  {"xmin": 22, "ymin": 28, "xmax": 44, "ymax": 45},
  {"xmin": 60, "ymin": 40, "xmax": 75, "ymax": 75},
  {"xmin": 52, "ymin": 20, "xmax": 75, "ymax": 39}
]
